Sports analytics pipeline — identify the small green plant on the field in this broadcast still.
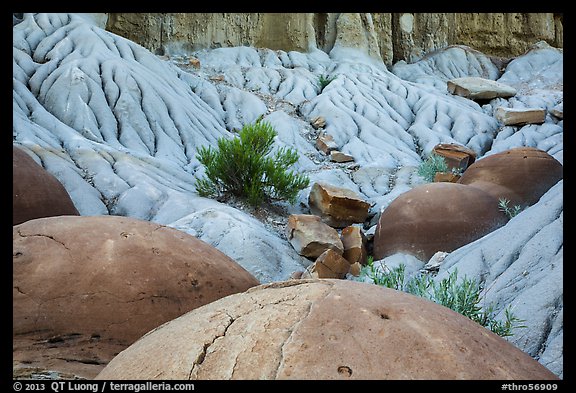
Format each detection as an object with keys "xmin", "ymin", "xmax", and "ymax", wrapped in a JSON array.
[
  {"xmin": 360, "ymin": 258, "xmax": 526, "ymax": 337},
  {"xmin": 318, "ymin": 74, "xmax": 336, "ymax": 92},
  {"xmin": 363, "ymin": 256, "xmax": 407, "ymax": 290},
  {"xmin": 498, "ymin": 197, "xmax": 522, "ymax": 219},
  {"xmin": 417, "ymin": 153, "xmax": 450, "ymax": 182},
  {"xmin": 195, "ymin": 120, "xmax": 310, "ymax": 207}
]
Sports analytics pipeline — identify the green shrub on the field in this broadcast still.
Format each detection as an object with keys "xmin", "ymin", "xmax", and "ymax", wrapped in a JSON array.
[
  {"xmin": 417, "ymin": 153, "xmax": 449, "ymax": 182},
  {"xmin": 417, "ymin": 152, "xmax": 464, "ymax": 182},
  {"xmin": 360, "ymin": 257, "xmax": 526, "ymax": 337},
  {"xmin": 318, "ymin": 74, "xmax": 335, "ymax": 92},
  {"xmin": 195, "ymin": 120, "xmax": 310, "ymax": 207},
  {"xmin": 498, "ymin": 197, "xmax": 522, "ymax": 219}
]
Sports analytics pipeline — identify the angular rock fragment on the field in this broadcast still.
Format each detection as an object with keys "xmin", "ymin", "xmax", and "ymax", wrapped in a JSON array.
[
  {"xmin": 287, "ymin": 214, "xmax": 344, "ymax": 258},
  {"xmin": 329, "ymin": 150, "xmax": 355, "ymax": 163},
  {"xmin": 348, "ymin": 261, "xmax": 362, "ymax": 276},
  {"xmin": 341, "ymin": 225, "xmax": 368, "ymax": 266},
  {"xmin": 309, "ymin": 182, "xmax": 370, "ymax": 228},
  {"xmin": 310, "ymin": 249, "xmax": 351, "ymax": 279},
  {"xmin": 494, "ymin": 107, "xmax": 546, "ymax": 125},
  {"xmin": 447, "ymin": 76, "xmax": 517, "ymax": 100},
  {"xmin": 550, "ymin": 102, "xmax": 563, "ymax": 119},
  {"xmin": 189, "ymin": 57, "xmax": 200, "ymax": 68},
  {"xmin": 311, "ymin": 116, "xmax": 326, "ymax": 129},
  {"xmin": 432, "ymin": 143, "xmax": 477, "ymax": 172},
  {"xmin": 315, "ymin": 132, "xmax": 339, "ymax": 154}
]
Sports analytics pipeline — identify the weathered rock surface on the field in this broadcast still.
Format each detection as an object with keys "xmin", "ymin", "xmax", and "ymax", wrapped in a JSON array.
[
  {"xmin": 96, "ymin": 279, "xmax": 559, "ymax": 380},
  {"xmin": 168, "ymin": 204, "xmax": 310, "ymax": 283},
  {"xmin": 104, "ymin": 13, "xmax": 562, "ymax": 66},
  {"xmin": 484, "ymin": 41, "xmax": 563, "ymax": 165},
  {"xmin": 433, "ymin": 180, "xmax": 563, "ymax": 378},
  {"xmin": 287, "ymin": 214, "xmax": 344, "ymax": 258},
  {"xmin": 458, "ymin": 147, "xmax": 563, "ymax": 209},
  {"xmin": 495, "ymin": 107, "xmax": 546, "ymax": 126},
  {"xmin": 13, "ymin": 215, "xmax": 259, "ymax": 379},
  {"xmin": 13, "ymin": 146, "xmax": 79, "ymax": 225},
  {"xmin": 447, "ymin": 77, "xmax": 517, "ymax": 100},
  {"xmin": 373, "ymin": 182, "xmax": 508, "ymax": 262},
  {"xmin": 12, "ymin": 14, "xmax": 563, "ymax": 375},
  {"xmin": 309, "ymin": 182, "xmax": 371, "ymax": 227}
]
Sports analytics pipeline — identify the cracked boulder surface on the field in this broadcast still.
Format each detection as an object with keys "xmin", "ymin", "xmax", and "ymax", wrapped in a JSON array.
[
  {"xmin": 13, "ymin": 146, "xmax": 79, "ymax": 226},
  {"xmin": 96, "ymin": 279, "xmax": 558, "ymax": 380},
  {"xmin": 13, "ymin": 215, "xmax": 259, "ymax": 379}
]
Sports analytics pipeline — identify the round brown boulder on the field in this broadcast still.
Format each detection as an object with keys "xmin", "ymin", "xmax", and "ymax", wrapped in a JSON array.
[
  {"xmin": 458, "ymin": 147, "xmax": 563, "ymax": 208},
  {"xmin": 13, "ymin": 146, "xmax": 80, "ymax": 225},
  {"xmin": 373, "ymin": 182, "xmax": 507, "ymax": 262},
  {"xmin": 13, "ymin": 215, "xmax": 259, "ymax": 378},
  {"xmin": 95, "ymin": 279, "xmax": 558, "ymax": 380}
]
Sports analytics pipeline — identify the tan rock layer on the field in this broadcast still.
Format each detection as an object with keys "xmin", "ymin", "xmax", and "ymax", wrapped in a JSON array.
[{"xmin": 104, "ymin": 13, "xmax": 562, "ymax": 66}]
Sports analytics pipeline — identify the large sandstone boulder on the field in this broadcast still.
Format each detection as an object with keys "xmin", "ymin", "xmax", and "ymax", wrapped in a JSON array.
[
  {"xmin": 13, "ymin": 146, "xmax": 80, "ymax": 225},
  {"xmin": 96, "ymin": 279, "xmax": 558, "ymax": 380},
  {"xmin": 373, "ymin": 182, "xmax": 508, "ymax": 262},
  {"xmin": 13, "ymin": 215, "xmax": 259, "ymax": 379},
  {"xmin": 458, "ymin": 147, "xmax": 563, "ymax": 209},
  {"xmin": 308, "ymin": 182, "xmax": 371, "ymax": 228}
]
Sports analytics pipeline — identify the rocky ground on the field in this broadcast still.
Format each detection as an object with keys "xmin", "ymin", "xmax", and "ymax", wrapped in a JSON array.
[{"xmin": 13, "ymin": 13, "xmax": 562, "ymax": 379}]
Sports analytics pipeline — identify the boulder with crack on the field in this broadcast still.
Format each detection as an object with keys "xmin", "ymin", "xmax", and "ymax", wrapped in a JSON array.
[{"xmin": 95, "ymin": 279, "xmax": 559, "ymax": 380}]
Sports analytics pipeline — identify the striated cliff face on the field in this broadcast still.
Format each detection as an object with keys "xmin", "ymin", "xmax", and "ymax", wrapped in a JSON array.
[{"xmin": 101, "ymin": 13, "xmax": 562, "ymax": 65}]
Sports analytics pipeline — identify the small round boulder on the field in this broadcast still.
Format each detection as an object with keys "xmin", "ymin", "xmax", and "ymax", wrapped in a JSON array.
[
  {"xmin": 458, "ymin": 147, "xmax": 563, "ymax": 208},
  {"xmin": 95, "ymin": 279, "xmax": 558, "ymax": 380},
  {"xmin": 373, "ymin": 182, "xmax": 507, "ymax": 262},
  {"xmin": 13, "ymin": 215, "xmax": 259, "ymax": 378},
  {"xmin": 13, "ymin": 146, "xmax": 80, "ymax": 225}
]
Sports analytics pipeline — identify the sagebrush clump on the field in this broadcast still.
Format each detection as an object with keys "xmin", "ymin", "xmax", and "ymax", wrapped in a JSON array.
[
  {"xmin": 499, "ymin": 197, "xmax": 523, "ymax": 219},
  {"xmin": 318, "ymin": 74, "xmax": 335, "ymax": 92},
  {"xmin": 195, "ymin": 120, "xmax": 310, "ymax": 207},
  {"xmin": 417, "ymin": 152, "xmax": 462, "ymax": 182},
  {"xmin": 360, "ymin": 258, "xmax": 526, "ymax": 337}
]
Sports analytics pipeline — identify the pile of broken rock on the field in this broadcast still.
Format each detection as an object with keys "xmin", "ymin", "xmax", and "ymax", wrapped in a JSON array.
[{"xmin": 287, "ymin": 145, "xmax": 562, "ymax": 278}]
